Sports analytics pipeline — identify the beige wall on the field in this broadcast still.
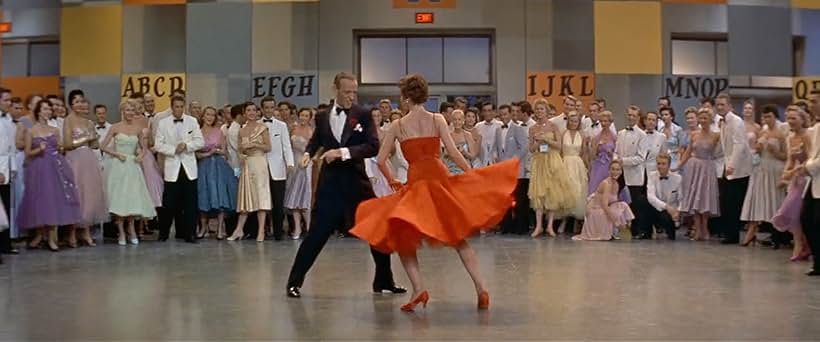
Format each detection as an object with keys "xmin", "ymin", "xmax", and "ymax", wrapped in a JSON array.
[{"xmin": 315, "ymin": 0, "xmax": 541, "ymax": 105}]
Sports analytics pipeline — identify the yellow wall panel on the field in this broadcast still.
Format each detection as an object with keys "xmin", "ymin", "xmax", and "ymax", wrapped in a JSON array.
[
  {"xmin": 662, "ymin": 0, "xmax": 726, "ymax": 4},
  {"xmin": 792, "ymin": 0, "xmax": 820, "ymax": 9},
  {"xmin": 61, "ymin": 5, "xmax": 123, "ymax": 76},
  {"xmin": 594, "ymin": 1, "xmax": 663, "ymax": 74},
  {"xmin": 124, "ymin": 0, "xmax": 186, "ymax": 4}
]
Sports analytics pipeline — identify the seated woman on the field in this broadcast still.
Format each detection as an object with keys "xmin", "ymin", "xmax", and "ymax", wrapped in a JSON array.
[{"xmin": 573, "ymin": 160, "xmax": 634, "ymax": 241}]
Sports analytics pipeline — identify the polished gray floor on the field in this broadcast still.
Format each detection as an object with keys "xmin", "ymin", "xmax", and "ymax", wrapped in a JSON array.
[{"xmin": 1, "ymin": 235, "xmax": 819, "ymax": 341}]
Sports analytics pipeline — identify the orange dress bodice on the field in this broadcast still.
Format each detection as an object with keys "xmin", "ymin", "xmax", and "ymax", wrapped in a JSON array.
[{"xmin": 351, "ymin": 136, "xmax": 518, "ymax": 255}]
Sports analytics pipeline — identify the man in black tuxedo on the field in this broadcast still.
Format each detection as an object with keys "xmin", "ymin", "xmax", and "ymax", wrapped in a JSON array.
[{"xmin": 285, "ymin": 72, "xmax": 404, "ymax": 298}]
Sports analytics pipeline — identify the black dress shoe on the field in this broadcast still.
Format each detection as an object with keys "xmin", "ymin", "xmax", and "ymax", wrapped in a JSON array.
[
  {"xmin": 373, "ymin": 285, "xmax": 408, "ymax": 294},
  {"xmin": 287, "ymin": 286, "xmax": 301, "ymax": 298},
  {"xmin": 634, "ymin": 234, "xmax": 651, "ymax": 240},
  {"xmin": 158, "ymin": 237, "xmax": 169, "ymax": 242},
  {"xmin": 720, "ymin": 239, "xmax": 740, "ymax": 245},
  {"xmin": 184, "ymin": 238, "xmax": 199, "ymax": 244},
  {"xmin": 2, "ymin": 248, "xmax": 19, "ymax": 255},
  {"xmin": 806, "ymin": 269, "xmax": 820, "ymax": 276}
]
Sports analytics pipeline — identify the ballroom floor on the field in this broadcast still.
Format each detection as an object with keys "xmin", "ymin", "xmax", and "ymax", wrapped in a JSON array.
[{"xmin": 1, "ymin": 234, "xmax": 819, "ymax": 341}]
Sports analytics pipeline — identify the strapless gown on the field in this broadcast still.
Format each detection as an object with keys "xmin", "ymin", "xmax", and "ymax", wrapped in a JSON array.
[{"xmin": 350, "ymin": 137, "xmax": 518, "ymax": 255}]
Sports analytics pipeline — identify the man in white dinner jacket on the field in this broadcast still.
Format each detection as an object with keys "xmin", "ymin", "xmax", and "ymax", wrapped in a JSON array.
[
  {"xmin": 615, "ymin": 105, "xmax": 649, "ymax": 239},
  {"xmin": 800, "ymin": 90, "xmax": 820, "ymax": 276},
  {"xmin": 154, "ymin": 95, "xmax": 205, "ymax": 243},
  {"xmin": 260, "ymin": 96, "xmax": 294, "ymax": 240},
  {"xmin": 715, "ymin": 93, "xmax": 753, "ymax": 244}
]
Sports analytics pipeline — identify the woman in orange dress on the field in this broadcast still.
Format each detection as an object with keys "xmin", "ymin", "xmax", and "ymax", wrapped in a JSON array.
[{"xmin": 350, "ymin": 74, "xmax": 518, "ymax": 312}]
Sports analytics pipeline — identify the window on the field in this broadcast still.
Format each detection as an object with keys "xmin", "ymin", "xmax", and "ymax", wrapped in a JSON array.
[
  {"xmin": 358, "ymin": 34, "xmax": 492, "ymax": 85},
  {"xmin": 671, "ymin": 38, "xmax": 727, "ymax": 75},
  {"xmin": 1, "ymin": 41, "xmax": 60, "ymax": 77}
]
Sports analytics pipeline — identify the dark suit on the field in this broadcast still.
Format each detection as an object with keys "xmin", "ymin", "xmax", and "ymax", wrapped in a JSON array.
[{"xmin": 286, "ymin": 104, "xmax": 396, "ymax": 290}]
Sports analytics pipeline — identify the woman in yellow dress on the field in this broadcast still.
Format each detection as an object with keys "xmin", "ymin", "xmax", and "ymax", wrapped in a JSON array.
[
  {"xmin": 228, "ymin": 102, "xmax": 272, "ymax": 242},
  {"xmin": 528, "ymin": 99, "xmax": 575, "ymax": 238}
]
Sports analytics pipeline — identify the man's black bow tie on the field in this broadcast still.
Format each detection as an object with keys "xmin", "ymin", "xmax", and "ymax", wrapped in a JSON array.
[
  {"xmin": 591, "ymin": 122, "xmax": 600, "ymax": 128},
  {"xmin": 520, "ymin": 122, "xmax": 527, "ymax": 127},
  {"xmin": 660, "ymin": 176, "xmax": 669, "ymax": 180},
  {"xmin": 501, "ymin": 124, "xmax": 508, "ymax": 129},
  {"xmin": 263, "ymin": 119, "xmax": 273, "ymax": 123},
  {"xmin": 336, "ymin": 107, "xmax": 348, "ymax": 115},
  {"xmin": 173, "ymin": 119, "xmax": 183, "ymax": 123},
  {"xmin": 96, "ymin": 125, "xmax": 106, "ymax": 130},
  {"xmin": 648, "ymin": 131, "xmax": 655, "ymax": 134},
  {"xmin": 626, "ymin": 127, "xmax": 634, "ymax": 131}
]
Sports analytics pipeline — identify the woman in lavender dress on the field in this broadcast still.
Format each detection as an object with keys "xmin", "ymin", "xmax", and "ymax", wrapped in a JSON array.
[
  {"xmin": 196, "ymin": 107, "xmax": 238, "ymax": 240},
  {"xmin": 63, "ymin": 97, "xmax": 108, "ymax": 247},
  {"xmin": 573, "ymin": 160, "xmax": 634, "ymax": 241},
  {"xmin": 675, "ymin": 108, "xmax": 721, "ymax": 241},
  {"xmin": 18, "ymin": 100, "xmax": 81, "ymax": 251},
  {"xmin": 587, "ymin": 110, "xmax": 627, "ymax": 203},
  {"xmin": 284, "ymin": 108, "xmax": 314, "ymax": 239},
  {"xmin": 772, "ymin": 106, "xmax": 812, "ymax": 261}
]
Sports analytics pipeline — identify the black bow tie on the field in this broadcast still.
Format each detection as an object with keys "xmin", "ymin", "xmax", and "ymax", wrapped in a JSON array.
[
  {"xmin": 0, "ymin": 113, "xmax": 6, "ymax": 118},
  {"xmin": 591, "ymin": 122, "xmax": 600, "ymax": 128},
  {"xmin": 173, "ymin": 119, "xmax": 183, "ymax": 123},
  {"xmin": 12, "ymin": 119, "xmax": 18, "ymax": 123},
  {"xmin": 563, "ymin": 116, "xmax": 568, "ymax": 121},
  {"xmin": 520, "ymin": 122, "xmax": 527, "ymax": 127},
  {"xmin": 626, "ymin": 127, "xmax": 634, "ymax": 131},
  {"xmin": 96, "ymin": 125, "xmax": 106, "ymax": 130},
  {"xmin": 660, "ymin": 176, "xmax": 668, "ymax": 180},
  {"xmin": 648, "ymin": 131, "xmax": 655, "ymax": 134},
  {"xmin": 263, "ymin": 119, "xmax": 273, "ymax": 123},
  {"xmin": 336, "ymin": 107, "xmax": 348, "ymax": 116},
  {"xmin": 501, "ymin": 124, "xmax": 509, "ymax": 129}
]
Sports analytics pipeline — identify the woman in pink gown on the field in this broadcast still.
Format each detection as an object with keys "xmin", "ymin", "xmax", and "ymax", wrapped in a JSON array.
[{"xmin": 573, "ymin": 160, "xmax": 634, "ymax": 241}]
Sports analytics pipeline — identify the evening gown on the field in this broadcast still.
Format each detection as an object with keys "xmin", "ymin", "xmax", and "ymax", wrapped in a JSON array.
[
  {"xmin": 284, "ymin": 135, "xmax": 312, "ymax": 210},
  {"xmin": 65, "ymin": 125, "xmax": 109, "ymax": 226},
  {"xmin": 105, "ymin": 135, "xmax": 157, "ymax": 218},
  {"xmin": 561, "ymin": 131, "xmax": 587, "ymax": 219},
  {"xmin": 236, "ymin": 125, "xmax": 272, "ymax": 212},
  {"xmin": 740, "ymin": 134, "xmax": 785, "ymax": 222},
  {"xmin": 17, "ymin": 135, "xmax": 81, "ymax": 228},
  {"xmin": 679, "ymin": 137, "xmax": 721, "ymax": 216},
  {"xmin": 141, "ymin": 128, "xmax": 164, "ymax": 208},
  {"xmin": 528, "ymin": 130, "xmax": 574, "ymax": 211},
  {"xmin": 11, "ymin": 116, "xmax": 34, "ymax": 237},
  {"xmin": 350, "ymin": 136, "xmax": 518, "ymax": 255},
  {"xmin": 442, "ymin": 140, "xmax": 470, "ymax": 175},
  {"xmin": 197, "ymin": 128, "xmax": 238, "ymax": 213},
  {"xmin": 772, "ymin": 138, "xmax": 808, "ymax": 232},
  {"xmin": 573, "ymin": 180, "xmax": 634, "ymax": 241},
  {"xmin": 587, "ymin": 133, "xmax": 630, "ymax": 204}
]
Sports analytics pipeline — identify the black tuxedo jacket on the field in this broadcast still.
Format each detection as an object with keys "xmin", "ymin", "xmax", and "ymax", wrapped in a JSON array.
[{"xmin": 306, "ymin": 104, "xmax": 379, "ymax": 217}]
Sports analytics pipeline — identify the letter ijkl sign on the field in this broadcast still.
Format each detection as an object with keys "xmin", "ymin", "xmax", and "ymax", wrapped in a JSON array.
[
  {"xmin": 251, "ymin": 72, "xmax": 318, "ymax": 108},
  {"xmin": 121, "ymin": 73, "xmax": 185, "ymax": 111},
  {"xmin": 662, "ymin": 75, "xmax": 728, "ymax": 120},
  {"xmin": 526, "ymin": 71, "xmax": 595, "ymax": 113}
]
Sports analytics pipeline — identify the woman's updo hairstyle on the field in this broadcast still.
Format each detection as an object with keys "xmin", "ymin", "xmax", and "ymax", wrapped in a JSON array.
[
  {"xmin": 399, "ymin": 74, "xmax": 429, "ymax": 105},
  {"xmin": 33, "ymin": 100, "xmax": 50, "ymax": 121}
]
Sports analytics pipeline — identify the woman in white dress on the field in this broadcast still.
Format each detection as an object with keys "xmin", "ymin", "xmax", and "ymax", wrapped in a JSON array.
[
  {"xmin": 560, "ymin": 113, "xmax": 588, "ymax": 233},
  {"xmin": 740, "ymin": 105, "xmax": 786, "ymax": 246}
]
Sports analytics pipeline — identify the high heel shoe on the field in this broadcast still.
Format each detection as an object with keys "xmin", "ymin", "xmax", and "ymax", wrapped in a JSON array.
[
  {"xmin": 530, "ymin": 228, "xmax": 543, "ymax": 238},
  {"xmin": 227, "ymin": 233, "xmax": 244, "ymax": 241},
  {"xmin": 478, "ymin": 291, "xmax": 490, "ymax": 310},
  {"xmin": 48, "ymin": 241, "xmax": 59, "ymax": 252},
  {"xmin": 790, "ymin": 251, "xmax": 811, "ymax": 262},
  {"xmin": 401, "ymin": 291, "xmax": 430, "ymax": 312},
  {"xmin": 547, "ymin": 229, "xmax": 557, "ymax": 238},
  {"xmin": 741, "ymin": 235, "xmax": 757, "ymax": 247}
]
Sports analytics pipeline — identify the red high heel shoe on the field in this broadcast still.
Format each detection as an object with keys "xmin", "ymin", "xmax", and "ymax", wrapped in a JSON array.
[
  {"xmin": 478, "ymin": 291, "xmax": 490, "ymax": 310},
  {"xmin": 401, "ymin": 291, "xmax": 429, "ymax": 312}
]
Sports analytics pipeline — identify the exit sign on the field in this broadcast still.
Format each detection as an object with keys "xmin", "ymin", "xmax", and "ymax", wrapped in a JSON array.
[
  {"xmin": 415, "ymin": 12, "xmax": 434, "ymax": 24},
  {"xmin": 0, "ymin": 22, "xmax": 11, "ymax": 33}
]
